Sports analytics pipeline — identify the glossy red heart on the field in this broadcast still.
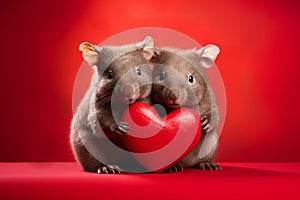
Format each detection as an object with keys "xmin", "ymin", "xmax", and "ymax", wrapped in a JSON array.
[{"xmin": 121, "ymin": 102, "xmax": 201, "ymax": 173}]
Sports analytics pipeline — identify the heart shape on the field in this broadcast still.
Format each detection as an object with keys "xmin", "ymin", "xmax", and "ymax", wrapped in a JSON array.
[{"xmin": 121, "ymin": 102, "xmax": 201, "ymax": 173}]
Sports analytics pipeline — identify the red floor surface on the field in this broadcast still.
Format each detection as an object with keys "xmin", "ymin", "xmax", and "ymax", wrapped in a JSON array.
[{"xmin": 0, "ymin": 162, "xmax": 299, "ymax": 199}]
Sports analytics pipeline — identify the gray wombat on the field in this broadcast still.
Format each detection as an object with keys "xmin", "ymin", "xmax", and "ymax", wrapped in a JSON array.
[
  {"xmin": 152, "ymin": 44, "xmax": 221, "ymax": 171},
  {"xmin": 71, "ymin": 36, "xmax": 157, "ymax": 173}
]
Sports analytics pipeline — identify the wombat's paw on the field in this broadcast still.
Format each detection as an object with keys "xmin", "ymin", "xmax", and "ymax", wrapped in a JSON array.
[
  {"xmin": 201, "ymin": 116, "xmax": 212, "ymax": 132},
  {"xmin": 167, "ymin": 164, "xmax": 184, "ymax": 173},
  {"xmin": 194, "ymin": 161, "xmax": 222, "ymax": 170},
  {"xmin": 97, "ymin": 165, "xmax": 123, "ymax": 174},
  {"xmin": 115, "ymin": 121, "xmax": 130, "ymax": 135}
]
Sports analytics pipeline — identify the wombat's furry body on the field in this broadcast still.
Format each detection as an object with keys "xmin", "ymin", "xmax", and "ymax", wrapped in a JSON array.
[
  {"xmin": 152, "ymin": 45, "xmax": 221, "ymax": 171},
  {"xmin": 71, "ymin": 37, "xmax": 157, "ymax": 173}
]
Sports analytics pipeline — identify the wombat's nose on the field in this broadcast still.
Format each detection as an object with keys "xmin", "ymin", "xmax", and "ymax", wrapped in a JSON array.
[
  {"xmin": 168, "ymin": 89, "xmax": 180, "ymax": 100},
  {"xmin": 123, "ymin": 85, "xmax": 134, "ymax": 98}
]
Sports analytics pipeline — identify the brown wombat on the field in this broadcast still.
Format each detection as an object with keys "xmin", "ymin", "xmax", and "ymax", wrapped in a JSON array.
[
  {"xmin": 71, "ymin": 36, "xmax": 157, "ymax": 173},
  {"xmin": 151, "ymin": 44, "xmax": 221, "ymax": 171}
]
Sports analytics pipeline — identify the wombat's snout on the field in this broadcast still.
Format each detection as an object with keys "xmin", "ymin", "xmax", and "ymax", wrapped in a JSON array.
[
  {"xmin": 168, "ymin": 89, "xmax": 180, "ymax": 101},
  {"xmin": 166, "ymin": 88, "xmax": 180, "ymax": 107},
  {"xmin": 122, "ymin": 85, "xmax": 134, "ymax": 99}
]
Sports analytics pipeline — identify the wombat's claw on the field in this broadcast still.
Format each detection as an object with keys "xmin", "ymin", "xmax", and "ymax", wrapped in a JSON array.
[
  {"xmin": 201, "ymin": 116, "xmax": 211, "ymax": 132},
  {"xmin": 168, "ymin": 165, "xmax": 184, "ymax": 173},
  {"xmin": 97, "ymin": 165, "xmax": 123, "ymax": 174},
  {"xmin": 115, "ymin": 121, "xmax": 130, "ymax": 135},
  {"xmin": 195, "ymin": 161, "xmax": 222, "ymax": 170}
]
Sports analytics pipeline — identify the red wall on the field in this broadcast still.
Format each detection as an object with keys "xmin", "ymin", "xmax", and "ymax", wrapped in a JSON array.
[{"xmin": 0, "ymin": 0, "xmax": 299, "ymax": 162}]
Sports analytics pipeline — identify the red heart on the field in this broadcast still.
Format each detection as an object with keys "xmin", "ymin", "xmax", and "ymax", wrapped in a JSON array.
[{"xmin": 121, "ymin": 102, "xmax": 201, "ymax": 173}]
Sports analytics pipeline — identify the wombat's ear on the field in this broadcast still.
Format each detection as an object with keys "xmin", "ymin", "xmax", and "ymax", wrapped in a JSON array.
[
  {"xmin": 197, "ymin": 44, "xmax": 220, "ymax": 68},
  {"xmin": 141, "ymin": 36, "xmax": 160, "ymax": 60},
  {"xmin": 79, "ymin": 42, "xmax": 100, "ymax": 66}
]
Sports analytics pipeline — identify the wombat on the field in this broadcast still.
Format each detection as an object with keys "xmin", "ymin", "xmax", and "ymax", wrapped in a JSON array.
[
  {"xmin": 71, "ymin": 36, "xmax": 157, "ymax": 174},
  {"xmin": 151, "ymin": 44, "xmax": 221, "ymax": 171}
]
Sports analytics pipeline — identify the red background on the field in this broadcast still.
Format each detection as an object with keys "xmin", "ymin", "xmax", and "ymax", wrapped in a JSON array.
[{"xmin": 0, "ymin": 0, "xmax": 299, "ymax": 162}]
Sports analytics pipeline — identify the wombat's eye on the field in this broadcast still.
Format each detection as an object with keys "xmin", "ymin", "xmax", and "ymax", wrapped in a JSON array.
[
  {"xmin": 188, "ymin": 74, "xmax": 194, "ymax": 83},
  {"xmin": 159, "ymin": 72, "xmax": 166, "ymax": 81},
  {"xmin": 136, "ymin": 68, "xmax": 141, "ymax": 76},
  {"xmin": 107, "ymin": 70, "xmax": 113, "ymax": 79}
]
